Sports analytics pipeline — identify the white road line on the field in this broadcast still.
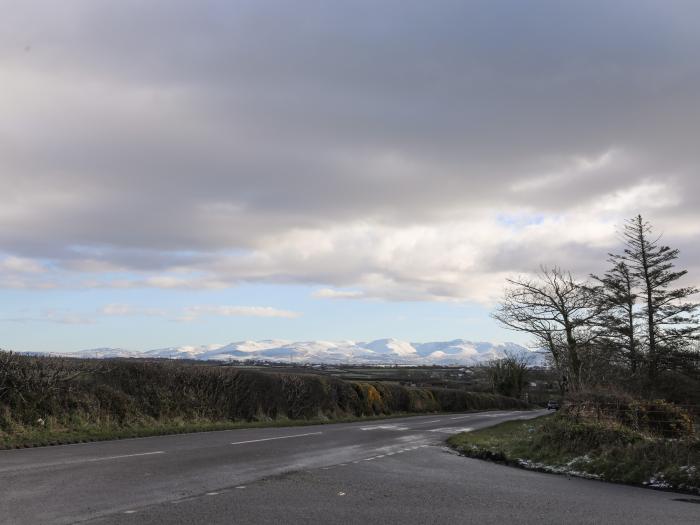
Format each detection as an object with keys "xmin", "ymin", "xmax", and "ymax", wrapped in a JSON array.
[
  {"xmin": 0, "ymin": 450, "xmax": 166, "ymax": 474},
  {"xmin": 86, "ymin": 451, "xmax": 165, "ymax": 463},
  {"xmin": 230, "ymin": 432, "xmax": 322, "ymax": 446},
  {"xmin": 360, "ymin": 425, "xmax": 409, "ymax": 431}
]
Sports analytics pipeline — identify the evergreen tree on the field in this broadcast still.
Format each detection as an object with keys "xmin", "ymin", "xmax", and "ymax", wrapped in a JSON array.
[
  {"xmin": 591, "ymin": 259, "xmax": 640, "ymax": 373},
  {"xmin": 617, "ymin": 215, "xmax": 699, "ymax": 379}
]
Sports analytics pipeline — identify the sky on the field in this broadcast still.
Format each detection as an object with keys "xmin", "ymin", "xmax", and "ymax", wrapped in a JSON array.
[{"xmin": 1, "ymin": 1, "xmax": 699, "ymax": 352}]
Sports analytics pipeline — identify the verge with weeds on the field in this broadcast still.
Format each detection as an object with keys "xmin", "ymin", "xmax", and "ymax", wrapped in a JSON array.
[
  {"xmin": 448, "ymin": 414, "xmax": 700, "ymax": 494},
  {"xmin": 0, "ymin": 352, "xmax": 530, "ymax": 449}
]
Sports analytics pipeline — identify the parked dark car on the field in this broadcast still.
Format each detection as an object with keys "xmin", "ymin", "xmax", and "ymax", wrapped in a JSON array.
[{"xmin": 546, "ymin": 400, "xmax": 560, "ymax": 410}]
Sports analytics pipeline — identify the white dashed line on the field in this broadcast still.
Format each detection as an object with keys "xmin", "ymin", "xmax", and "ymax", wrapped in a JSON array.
[{"xmin": 230, "ymin": 432, "xmax": 322, "ymax": 445}]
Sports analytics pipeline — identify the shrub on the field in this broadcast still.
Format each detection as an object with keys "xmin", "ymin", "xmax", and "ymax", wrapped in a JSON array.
[
  {"xmin": 563, "ymin": 387, "xmax": 694, "ymax": 439},
  {"xmin": 0, "ymin": 351, "xmax": 530, "ymax": 447}
]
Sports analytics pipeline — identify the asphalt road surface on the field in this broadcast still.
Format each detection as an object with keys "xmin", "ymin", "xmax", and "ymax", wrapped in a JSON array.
[{"xmin": 2, "ymin": 409, "xmax": 698, "ymax": 524}]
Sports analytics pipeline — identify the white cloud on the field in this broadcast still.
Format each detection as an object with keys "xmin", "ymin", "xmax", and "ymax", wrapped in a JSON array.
[
  {"xmin": 1, "ymin": 310, "xmax": 94, "ymax": 325},
  {"xmin": 176, "ymin": 305, "xmax": 302, "ymax": 322},
  {"xmin": 312, "ymin": 288, "xmax": 365, "ymax": 300},
  {"xmin": 0, "ymin": 256, "xmax": 46, "ymax": 274},
  {"xmin": 99, "ymin": 303, "xmax": 165, "ymax": 316}
]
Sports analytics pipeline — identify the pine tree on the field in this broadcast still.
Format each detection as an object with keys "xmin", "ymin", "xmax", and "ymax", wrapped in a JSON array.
[
  {"xmin": 617, "ymin": 215, "xmax": 699, "ymax": 380},
  {"xmin": 591, "ymin": 259, "xmax": 640, "ymax": 373}
]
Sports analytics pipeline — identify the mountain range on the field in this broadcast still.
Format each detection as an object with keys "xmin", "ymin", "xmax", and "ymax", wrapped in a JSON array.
[{"xmin": 57, "ymin": 339, "xmax": 542, "ymax": 366}]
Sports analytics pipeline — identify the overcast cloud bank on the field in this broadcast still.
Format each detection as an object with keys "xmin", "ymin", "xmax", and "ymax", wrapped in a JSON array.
[{"xmin": 1, "ymin": 2, "xmax": 698, "ymax": 342}]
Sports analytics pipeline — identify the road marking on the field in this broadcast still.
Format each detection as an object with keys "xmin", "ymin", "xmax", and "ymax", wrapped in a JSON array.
[
  {"xmin": 206, "ymin": 492, "xmax": 220, "ymax": 496},
  {"xmin": 360, "ymin": 425, "xmax": 409, "ymax": 431},
  {"xmin": 235, "ymin": 486, "xmax": 246, "ymax": 489},
  {"xmin": 230, "ymin": 432, "xmax": 322, "ymax": 445},
  {"xmin": 124, "ymin": 510, "xmax": 137, "ymax": 514},
  {"xmin": 86, "ymin": 451, "xmax": 166, "ymax": 463},
  {"xmin": 429, "ymin": 427, "xmax": 473, "ymax": 434},
  {"xmin": 0, "ymin": 450, "xmax": 167, "ymax": 473}
]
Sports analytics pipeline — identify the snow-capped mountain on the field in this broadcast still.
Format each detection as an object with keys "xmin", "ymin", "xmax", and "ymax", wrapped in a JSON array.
[{"xmin": 60, "ymin": 339, "xmax": 541, "ymax": 365}]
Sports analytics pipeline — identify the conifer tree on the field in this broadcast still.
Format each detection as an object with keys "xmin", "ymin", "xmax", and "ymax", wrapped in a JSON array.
[
  {"xmin": 617, "ymin": 215, "xmax": 699, "ymax": 379},
  {"xmin": 591, "ymin": 259, "xmax": 640, "ymax": 373}
]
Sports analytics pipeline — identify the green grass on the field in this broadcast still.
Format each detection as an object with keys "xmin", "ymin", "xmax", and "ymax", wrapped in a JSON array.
[
  {"xmin": 1, "ymin": 409, "xmax": 515, "ymax": 450},
  {"xmin": 448, "ymin": 415, "xmax": 700, "ymax": 493},
  {"xmin": 0, "ymin": 352, "xmax": 530, "ymax": 449}
]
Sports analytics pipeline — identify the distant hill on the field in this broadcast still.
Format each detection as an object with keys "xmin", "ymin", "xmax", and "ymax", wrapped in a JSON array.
[{"xmin": 53, "ymin": 338, "xmax": 543, "ymax": 366}]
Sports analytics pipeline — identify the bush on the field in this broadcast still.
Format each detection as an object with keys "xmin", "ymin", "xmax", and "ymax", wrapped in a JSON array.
[
  {"xmin": 0, "ymin": 352, "xmax": 529, "ymax": 447},
  {"xmin": 563, "ymin": 388, "xmax": 694, "ymax": 438}
]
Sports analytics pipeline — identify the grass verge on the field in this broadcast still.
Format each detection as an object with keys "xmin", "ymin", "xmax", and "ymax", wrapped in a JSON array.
[
  {"xmin": 1, "ymin": 409, "xmax": 517, "ymax": 450},
  {"xmin": 447, "ymin": 415, "xmax": 700, "ymax": 494}
]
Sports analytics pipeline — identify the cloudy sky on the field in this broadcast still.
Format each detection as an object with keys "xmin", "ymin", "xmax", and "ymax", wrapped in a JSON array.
[{"xmin": 1, "ymin": 1, "xmax": 699, "ymax": 351}]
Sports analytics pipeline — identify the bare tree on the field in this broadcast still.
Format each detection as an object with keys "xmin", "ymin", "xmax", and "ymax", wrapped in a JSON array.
[{"xmin": 493, "ymin": 267, "xmax": 599, "ymax": 391}]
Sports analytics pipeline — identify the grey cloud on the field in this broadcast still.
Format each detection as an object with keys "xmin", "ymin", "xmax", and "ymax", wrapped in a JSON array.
[{"xmin": 1, "ymin": 1, "xmax": 699, "ymax": 298}]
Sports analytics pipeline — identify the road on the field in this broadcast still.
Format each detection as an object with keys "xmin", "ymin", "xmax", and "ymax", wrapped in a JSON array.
[{"xmin": 1, "ymin": 409, "xmax": 697, "ymax": 524}]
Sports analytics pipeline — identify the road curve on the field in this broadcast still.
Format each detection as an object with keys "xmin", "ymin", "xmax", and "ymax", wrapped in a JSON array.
[{"xmin": 2, "ymin": 409, "xmax": 697, "ymax": 524}]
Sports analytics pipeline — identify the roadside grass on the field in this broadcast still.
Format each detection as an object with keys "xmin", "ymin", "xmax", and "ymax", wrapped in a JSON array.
[
  {"xmin": 448, "ymin": 415, "xmax": 700, "ymax": 494},
  {"xmin": 0, "ymin": 352, "xmax": 530, "ymax": 449},
  {"xmin": 0, "ymin": 409, "xmax": 520, "ymax": 450}
]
